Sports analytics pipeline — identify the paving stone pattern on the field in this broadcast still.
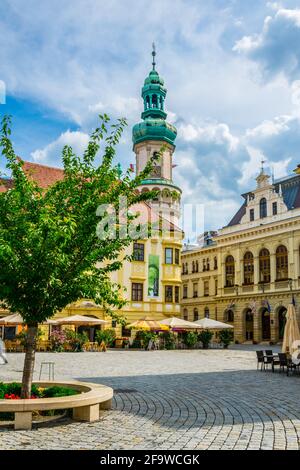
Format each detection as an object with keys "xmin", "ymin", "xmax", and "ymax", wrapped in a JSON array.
[{"xmin": 0, "ymin": 347, "xmax": 299, "ymax": 450}]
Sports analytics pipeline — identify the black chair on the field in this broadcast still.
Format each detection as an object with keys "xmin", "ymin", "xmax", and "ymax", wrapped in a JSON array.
[
  {"xmin": 265, "ymin": 350, "xmax": 273, "ymax": 356},
  {"xmin": 264, "ymin": 350, "xmax": 274, "ymax": 370},
  {"xmin": 278, "ymin": 353, "xmax": 288, "ymax": 373},
  {"xmin": 256, "ymin": 350, "xmax": 265, "ymax": 370}
]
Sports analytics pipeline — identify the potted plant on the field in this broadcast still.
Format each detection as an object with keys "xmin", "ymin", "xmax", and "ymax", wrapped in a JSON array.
[
  {"xmin": 95, "ymin": 329, "xmax": 116, "ymax": 348},
  {"xmin": 183, "ymin": 331, "xmax": 198, "ymax": 349},
  {"xmin": 218, "ymin": 330, "xmax": 234, "ymax": 349},
  {"xmin": 198, "ymin": 330, "xmax": 213, "ymax": 349}
]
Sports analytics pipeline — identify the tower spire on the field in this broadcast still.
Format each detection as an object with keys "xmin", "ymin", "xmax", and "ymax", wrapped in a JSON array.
[{"xmin": 152, "ymin": 42, "xmax": 156, "ymax": 70}]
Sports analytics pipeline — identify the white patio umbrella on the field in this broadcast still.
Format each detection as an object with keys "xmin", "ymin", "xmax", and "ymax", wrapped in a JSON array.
[
  {"xmin": 282, "ymin": 304, "xmax": 300, "ymax": 356},
  {"xmin": 160, "ymin": 317, "xmax": 199, "ymax": 329},
  {"xmin": 54, "ymin": 315, "xmax": 108, "ymax": 326},
  {"xmin": 193, "ymin": 318, "xmax": 234, "ymax": 330},
  {"xmin": 0, "ymin": 313, "xmax": 58, "ymax": 326}
]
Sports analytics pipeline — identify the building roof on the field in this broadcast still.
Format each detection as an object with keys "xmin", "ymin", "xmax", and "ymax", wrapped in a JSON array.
[
  {"xmin": 21, "ymin": 160, "xmax": 64, "ymax": 188},
  {"xmin": 1, "ymin": 160, "xmax": 182, "ymax": 234},
  {"xmin": 226, "ymin": 172, "xmax": 300, "ymax": 227}
]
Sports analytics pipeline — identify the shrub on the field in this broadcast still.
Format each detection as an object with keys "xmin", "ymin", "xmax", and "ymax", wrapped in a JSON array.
[
  {"xmin": 198, "ymin": 330, "xmax": 213, "ymax": 349},
  {"xmin": 218, "ymin": 330, "xmax": 234, "ymax": 349},
  {"xmin": 65, "ymin": 329, "xmax": 89, "ymax": 352},
  {"xmin": 138, "ymin": 331, "xmax": 157, "ymax": 350},
  {"xmin": 160, "ymin": 331, "xmax": 176, "ymax": 350},
  {"xmin": 50, "ymin": 329, "xmax": 67, "ymax": 352},
  {"xmin": 183, "ymin": 331, "xmax": 198, "ymax": 349},
  {"xmin": 95, "ymin": 329, "xmax": 116, "ymax": 347}
]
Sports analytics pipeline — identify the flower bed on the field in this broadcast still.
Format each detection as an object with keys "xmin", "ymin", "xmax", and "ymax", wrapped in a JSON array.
[
  {"xmin": 0, "ymin": 382, "xmax": 79, "ymax": 421},
  {"xmin": 0, "ymin": 381, "xmax": 113, "ymax": 430}
]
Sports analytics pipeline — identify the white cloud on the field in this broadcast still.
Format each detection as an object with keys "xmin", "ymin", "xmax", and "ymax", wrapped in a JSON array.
[
  {"xmin": 31, "ymin": 130, "xmax": 90, "ymax": 166},
  {"xmin": 0, "ymin": 80, "xmax": 5, "ymax": 104},
  {"xmin": 234, "ymin": 8, "xmax": 300, "ymax": 82}
]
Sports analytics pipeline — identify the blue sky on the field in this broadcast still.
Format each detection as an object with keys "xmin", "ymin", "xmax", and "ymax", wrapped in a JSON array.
[{"xmin": 1, "ymin": 0, "xmax": 300, "ymax": 232}]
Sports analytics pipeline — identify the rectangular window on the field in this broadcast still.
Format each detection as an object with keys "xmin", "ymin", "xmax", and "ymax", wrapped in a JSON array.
[
  {"xmin": 132, "ymin": 283, "xmax": 143, "ymax": 301},
  {"xmin": 175, "ymin": 286, "xmax": 180, "ymax": 303},
  {"xmin": 215, "ymin": 279, "xmax": 218, "ymax": 296},
  {"xmin": 250, "ymin": 208, "xmax": 254, "ymax": 221},
  {"xmin": 165, "ymin": 248, "xmax": 173, "ymax": 264},
  {"xmin": 204, "ymin": 280, "xmax": 209, "ymax": 297},
  {"xmin": 272, "ymin": 202, "xmax": 277, "ymax": 215},
  {"xmin": 174, "ymin": 248, "xmax": 180, "ymax": 265},
  {"xmin": 133, "ymin": 242, "xmax": 144, "ymax": 261},
  {"xmin": 183, "ymin": 285, "xmax": 188, "ymax": 299},
  {"xmin": 193, "ymin": 283, "xmax": 198, "ymax": 298},
  {"xmin": 165, "ymin": 285, "xmax": 173, "ymax": 303}
]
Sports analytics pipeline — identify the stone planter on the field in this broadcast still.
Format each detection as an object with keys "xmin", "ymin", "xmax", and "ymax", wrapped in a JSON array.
[{"xmin": 0, "ymin": 381, "xmax": 113, "ymax": 431}]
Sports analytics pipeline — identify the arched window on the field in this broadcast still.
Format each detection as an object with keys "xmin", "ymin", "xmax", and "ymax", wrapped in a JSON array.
[
  {"xmin": 225, "ymin": 255, "xmax": 235, "ymax": 287},
  {"xmin": 204, "ymin": 307, "xmax": 210, "ymax": 318},
  {"xmin": 207, "ymin": 258, "xmax": 210, "ymax": 270},
  {"xmin": 160, "ymin": 96, "xmax": 163, "ymax": 110},
  {"xmin": 214, "ymin": 256, "xmax": 218, "ymax": 270},
  {"xmin": 183, "ymin": 309, "xmax": 188, "ymax": 321},
  {"xmin": 193, "ymin": 308, "xmax": 199, "ymax": 321},
  {"xmin": 195, "ymin": 260, "xmax": 199, "ymax": 272},
  {"xmin": 146, "ymin": 96, "xmax": 150, "ymax": 109},
  {"xmin": 276, "ymin": 245, "xmax": 288, "ymax": 280},
  {"xmin": 225, "ymin": 309, "xmax": 234, "ymax": 323},
  {"xmin": 259, "ymin": 248, "xmax": 270, "ymax": 283},
  {"xmin": 203, "ymin": 259, "xmax": 206, "ymax": 271},
  {"xmin": 192, "ymin": 261, "xmax": 195, "ymax": 273},
  {"xmin": 152, "ymin": 94, "xmax": 158, "ymax": 107},
  {"xmin": 243, "ymin": 251, "xmax": 254, "ymax": 285},
  {"xmin": 260, "ymin": 198, "xmax": 267, "ymax": 218}
]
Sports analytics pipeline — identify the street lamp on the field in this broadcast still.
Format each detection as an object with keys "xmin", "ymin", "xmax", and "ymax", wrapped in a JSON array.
[
  {"xmin": 234, "ymin": 284, "xmax": 239, "ymax": 296},
  {"xmin": 288, "ymin": 278, "xmax": 293, "ymax": 292},
  {"xmin": 260, "ymin": 282, "xmax": 265, "ymax": 294}
]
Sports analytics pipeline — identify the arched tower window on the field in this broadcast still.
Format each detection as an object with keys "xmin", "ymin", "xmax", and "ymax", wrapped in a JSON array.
[
  {"xmin": 225, "ymin": 255, "xmax": 235, "ymax": 287},
  {"xmin": 259, "ymin": 248, "xmax": 270, "ymax": 283},
  {"xmin": 276, "ymin": 245, "xmax": 288, "ymax": 280},
  {"xmin": 160, "ymin": 96, "xmax": 163, "ymax": 110},
  {"xmin": 152, "ymin": 94, "xmax": 158, "ymax": 108},
  {"xmin": 260, "ymin": 198, "xmax": 267, "ymax": 218},
  {"xmin": 146, "ymin": 96, "xmax": 150, "ymax": 109},
  {"xmin": 243, "ymin": 251, "xmax": 254, "ymax": 285}
]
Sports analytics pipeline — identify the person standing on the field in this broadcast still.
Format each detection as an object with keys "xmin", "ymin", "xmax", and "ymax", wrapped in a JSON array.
[{"xmin": 0, "ymin": 338, "xmax": 8, "ymax": 364}]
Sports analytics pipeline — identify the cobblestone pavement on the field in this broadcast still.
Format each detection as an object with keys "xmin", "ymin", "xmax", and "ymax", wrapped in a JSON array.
[{"xmin": 0, "ymin": 347, "xmax": 299, "ymax": 450}]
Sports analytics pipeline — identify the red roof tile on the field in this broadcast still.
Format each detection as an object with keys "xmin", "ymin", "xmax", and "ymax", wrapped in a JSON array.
[{"xmin": 21, "ymin": 161, "xmax": 64, "ymax": 188}]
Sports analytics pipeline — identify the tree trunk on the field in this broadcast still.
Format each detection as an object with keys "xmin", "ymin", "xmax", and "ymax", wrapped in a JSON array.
[{"xmin": 21, "ymin": 325, "xmax": 38, "ymax": 399}]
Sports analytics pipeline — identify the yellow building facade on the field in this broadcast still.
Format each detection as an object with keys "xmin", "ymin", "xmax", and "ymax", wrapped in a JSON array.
[{"xmin": 181, "ymin": 168, "xmax": 300, "ymax": 344}]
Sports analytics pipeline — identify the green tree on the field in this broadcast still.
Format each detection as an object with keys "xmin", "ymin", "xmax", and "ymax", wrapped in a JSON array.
[{"xmin": 0, "ymin": 114, "xmax": 156, "ymax": 398}]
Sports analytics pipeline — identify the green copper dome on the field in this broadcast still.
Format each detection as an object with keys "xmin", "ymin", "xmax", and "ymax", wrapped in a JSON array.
[
  {"xmin": 133, "ymin": 118, "xmax": 177, "ymax": 146},
  {"xmin": 132, "ymin": 47, "xmax": 177, "ymax": 147},
  {"xmin": 144, "ymin": 70, "xmax": 165, "ymax": 87}
]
